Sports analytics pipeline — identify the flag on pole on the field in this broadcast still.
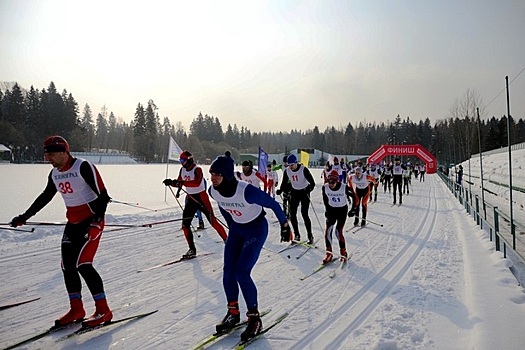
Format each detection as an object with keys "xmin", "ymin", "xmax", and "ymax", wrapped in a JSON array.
[
  {"xmin": 300, "ymin": 150, "xmax": 310, "ymax": 167},
  {"xmin": 258, "ymin": 147, "xmax": 268, "ymax": 177},
  {"xmin": 168, "ymin": 136, "xmax": 183, "ymax": 161}
]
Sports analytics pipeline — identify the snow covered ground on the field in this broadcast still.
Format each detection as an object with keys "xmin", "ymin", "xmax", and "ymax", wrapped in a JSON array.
[{"xmin": 1, "ymin": 158, "xmax": 525, "ymax": 350}]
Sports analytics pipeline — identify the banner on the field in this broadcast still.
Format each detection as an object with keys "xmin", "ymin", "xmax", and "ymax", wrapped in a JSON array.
[
  {"xmin": 258, "ymin": 147, "xmax": 268, "ymax": 177},
  {"xmin": 168, "ymin": 136, "xmax": 183, "ymax": 161},
  {"xmin": 300, "ymin": 150, "xmax": 310, "ymax": 167}
]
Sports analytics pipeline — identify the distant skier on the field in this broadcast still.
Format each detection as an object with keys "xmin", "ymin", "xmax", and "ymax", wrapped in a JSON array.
[
  {"xmin": 265, "ymin": 163, "xmax": 278, "ymax": 198},
  {"xmin": 348, "ymin": 166, "xmax": 378, "ymax": 226},
  {"xmin": 237, "ymin": 160, "xmax": 267, "ymax": 191},
  {"xmin": 456, "ymin": 165, "xmax": 463, "ymax": 191},
  {"xmin": 390, "ymin": 157, "xmax": 407, "ymax": 205},
  {"xmin": 321, "ymin": 170, "xmax": 354, "ymax": 264},
  {"xmin": 163, "ymin": 150, "xmax": 227, "ymax": 259},
  {"xmin": 277, "ymin": 154, "xmax": 316, "ymax": 244}
]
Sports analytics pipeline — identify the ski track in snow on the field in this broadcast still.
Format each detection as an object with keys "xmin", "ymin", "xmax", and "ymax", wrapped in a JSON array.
[{"xmin": 1, "ymin": 163, "xmax": 525, "ymax": 349}]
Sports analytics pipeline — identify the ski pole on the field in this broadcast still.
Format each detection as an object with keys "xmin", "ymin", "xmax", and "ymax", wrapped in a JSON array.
[
  {"xmin": 177, "ymin": 186, "xmax": 229, "ymax": 230},
  {"xmin": 357, "ymin": 216, "xmax": 383, "ymax": 227},
  {"xmin": 307, "ymin": 193, "xmax": 324, "ymax": 232},
  {"xmin": 110, "ymin": 199, "xmax": 158, "ymax": 212},
  {"xmin": 0, "ymin": 227, "xmax": 35, "ymax": 233},
  {"xmin": 167, "ymin": 185, "xmax": 200, "ymax": 236}
]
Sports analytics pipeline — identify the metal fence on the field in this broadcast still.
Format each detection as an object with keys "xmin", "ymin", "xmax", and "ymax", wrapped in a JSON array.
[{"xmin": 438, "ymin": 171, "xmax": 525, "ymax": 265}]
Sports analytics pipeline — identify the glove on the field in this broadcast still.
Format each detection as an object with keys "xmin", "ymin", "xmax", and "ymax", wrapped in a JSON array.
[
  {"xmin": 276, "ymin": 189, "xmax": 282, "ymax": 196},
  {"xmin": 10, "ymin": 213, "xmax": 28, "ymax": 227},
  {"xmin": 163, "ymin": 178, "xmax": 173, "ymax": 186},
  {"xmin": 85, "ymin": 219, "xmax": 103, "ymax": 241},
  {"xmin": 348, "ymin": 208, "xmax": 357, "ymax": 218},
  {"xmin": 172, "ymin": 179, "xmax": 183, "ymax": 188},
  {"xmin": 280, "ymin": 221, "xmax": 292, "ymax": 242},
  {"xmin": 306, "ymin": 185, "xmax": 315, "ymax": 193}
]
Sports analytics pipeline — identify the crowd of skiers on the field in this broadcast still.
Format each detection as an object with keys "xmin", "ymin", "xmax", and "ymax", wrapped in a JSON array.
[{"xmin": 8, "ymin": 135, "xmax": 427, "ymax": 344}]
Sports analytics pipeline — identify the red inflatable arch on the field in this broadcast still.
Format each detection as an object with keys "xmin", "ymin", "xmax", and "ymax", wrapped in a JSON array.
[{"xmin": 367, "ymin": 144, "xmax": 437, "ymax": 174}]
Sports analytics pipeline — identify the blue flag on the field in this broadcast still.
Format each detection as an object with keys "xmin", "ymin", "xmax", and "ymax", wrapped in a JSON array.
[{"xmin": 258, "ymin": 147, "xmax": 268, "ymax": 177}]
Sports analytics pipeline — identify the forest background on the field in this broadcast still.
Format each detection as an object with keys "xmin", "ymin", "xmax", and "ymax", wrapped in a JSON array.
[{"xmin": 1, "ymin": 81, "xmax": 524, "ymax": 165}]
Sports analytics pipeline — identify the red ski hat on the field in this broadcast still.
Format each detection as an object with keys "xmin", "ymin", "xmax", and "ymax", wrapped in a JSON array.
[
  {"xmin": 328, "ymin": 170, "xmax": 339, "ymax": 181},
  {"xmin": 43, "ymin": 135, "xmax": 70, "ymax": 153}
]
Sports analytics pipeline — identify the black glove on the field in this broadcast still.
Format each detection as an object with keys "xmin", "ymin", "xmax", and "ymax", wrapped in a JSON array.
[
  {"xmin": 172, "ymin": 179, "xmax": 183, "ymax": 188},
  {"xmin": 280, "ymin": 222, "xmax": 292, "ymax": 242},
  {"xmin": 276, "ymin": 189, "xmax": 282, "ymax": 196},
  {"xmin": 306, "ymin": 185, "xmax": 315, "ymax": 193},
  {"xmin": 10, "ymin": 213, "xmax": 29, "ymax": 227},
  {"xmin": 348, "ymin": 208, "xmax": 357, "ymax": 218},
  {"xmin": 163, "ymin": 178, "xmax": 173, "ymax": 186}
]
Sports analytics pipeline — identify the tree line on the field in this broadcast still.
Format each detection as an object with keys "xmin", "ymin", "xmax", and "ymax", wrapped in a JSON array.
[{"xmin": 1, "ymin": 82, "xmax": 524, "ymax": 165}]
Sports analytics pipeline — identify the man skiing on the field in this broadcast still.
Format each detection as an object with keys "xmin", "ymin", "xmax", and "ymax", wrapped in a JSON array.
[
  {"xmin": 10, "ymin": 135, "xmax": 113, "ymax": 328},
  {"xmin": 321, "ymin": 170, "xmax": 354, "ymax": 264},
  {"xmin": 208, "ymin": 152, "xmax": 291, "ymax": 342},
  {"xmin": 348, "ymin": 166, "xmax": 378, "ymax": 226},
  {"xmin": 163, "ymin": 150, "xmax": 227, "ymax": 259},
  {"xmin": 276, "ymin": 154, "xmax": 316, "ymax": 244},
  {"xmin": 390, "ymin": 157, "xmax": 407, "ymax": 205},
  {"xmin": 237, "ymin": 160, "xmax": 267, "ymax": 191}
]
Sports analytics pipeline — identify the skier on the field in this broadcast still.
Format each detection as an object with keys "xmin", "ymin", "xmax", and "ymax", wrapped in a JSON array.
[
  {"xmin": 381, "ymin": 162, "xmax": 392, "ymax": 193},
  {"xmin": 321, "ymin": 170, "xmax": 354, "ymax": 264},
  {"xmin": 367, "ymin": 163, "xmax": 381, "ymax": 202},
  {"xmin": 402, "ymin": 165, "xmax": 412, "ymax": 195},
  {"xmin": 419, "ymin": 163, "xmax": 426, "ymax": 182},
  {"xmin": 9, "ymin": 136, "xmax": 113, "ymax": 328},
  {"xmin": 208, "ymin": 152, "xmax": 292, "ymax": 342},
  {"xmin": 279, "ymin": 155, "xmax": 291, "ymax": 219},
  {"xmin": 237, "ymin": 160, "xmax": 267, "ymax": 191},
  {"xmin": 348, "ymin": 166, "xmax": 378, "ymax": 226},
  {"xmin": 322, "ymin": 161, "xmax": 332, "ymax": 184},
  {"xmin": 163, "ymin": 150, "xmax": 227, "ymax": 259},
  {"xmin": 390, "ymin": 157, "xmax": 407, "ymax": 205},
  {"xmin": 265, "ymin": 163, "xmax": 279, "ymax": 199},
  {"xmin": 276, "ymin": 154, "xmax": 316, "ymax": 244}
]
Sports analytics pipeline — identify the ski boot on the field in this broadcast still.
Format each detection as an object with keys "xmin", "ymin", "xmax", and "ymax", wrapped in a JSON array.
[
  {"xmin": 294, "ymin": 233, "xmax": 301, "ymax": 242},
  {"xmin": 240, "ymin": 309, "xmax": 262, "ymax": 342},
  {"xmin": 198, "ymin": 221, "xmax": 205, "ymax": 230},
  {"xmin": 322, "ymin": 248, "xmax": 333, "ymax": 265},
  {"xmin": 216, "ymin": 302, "xmax": 240, "ymax": 334},
  {"xmin": 340, "ymin": 248, "xmax": 348, "ymax": 262},
  {"xmin": 55, "ymin": 295, "xmax": 86, "ymax": 327},
  {"xmin": 361, "ymin": 219, "xmax": 366, "ymax": 226},
  {"xmin": 182, "ymin": 248, "xmax": 196, "ymax": 260},
  {"xmin": 353, "ymin": 217, "xmax": 359, "ymax": 226},
  {"xmin": 307, "ymin": 233, "xmax": 314, "ymax": 245},
  {"xmin": 82, "ymin": 295, "xmax": 113, "ymax": 328}
]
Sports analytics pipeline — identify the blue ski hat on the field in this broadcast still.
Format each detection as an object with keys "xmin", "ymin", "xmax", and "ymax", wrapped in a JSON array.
[
  {"xmin": 210, "ymin": 152, "xmax": 235, "ymax": 180},
  {"xmin": 287, "ymin": 154, "xmax": 297, "ymax": 164}
]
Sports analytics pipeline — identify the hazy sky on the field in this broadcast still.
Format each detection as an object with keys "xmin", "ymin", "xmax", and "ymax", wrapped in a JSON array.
[{"xmin": 1, "ymin": 0, "xmax": 524, "ymax": 133}]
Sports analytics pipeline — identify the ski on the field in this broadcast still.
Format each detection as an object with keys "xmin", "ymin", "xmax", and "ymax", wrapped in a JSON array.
[
  {"xmin": 192, "ymin": 309, "xmax": 271, "ymax": 350},
  {"xmin": 276, "ymin": 241, "xmax": 302, "ymax": 254},
  {"xmin": 3, "ymin": 320, "xmax": 83, "ymax": 350},
  {"xmin": 137, "ymin": 253, "xmax": 214, "ymax": 272},
  {"xmin": 294, "ymin": 239, "xmax": 319, "ymax": 260},
  {"xmin": 329, "ymin": 253, "xmax": 352, "ymax": 278},
  {"xmin": 300, "ymin": 259, "xmax": 337, "ymax": 280},
  {"xmin": 58, "ymin": 309, "xmax": 158, "ymax": 341},
  {"xmin": 0, "ymin": 296, "xmax": 40, "ymax": 311},
  {"xmin": 233, "ymin": 312, "xmax": 289, "ymax": 349}
]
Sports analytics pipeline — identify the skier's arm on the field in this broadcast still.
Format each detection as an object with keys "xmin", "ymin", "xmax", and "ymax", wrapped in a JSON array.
[
  {"xmin": 244, "ymin": 185, "xmax": 287, "ymax": 224},
  {"xmin": 25, "ymin": 171, "xmax": 58, "ymax": 218}
]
